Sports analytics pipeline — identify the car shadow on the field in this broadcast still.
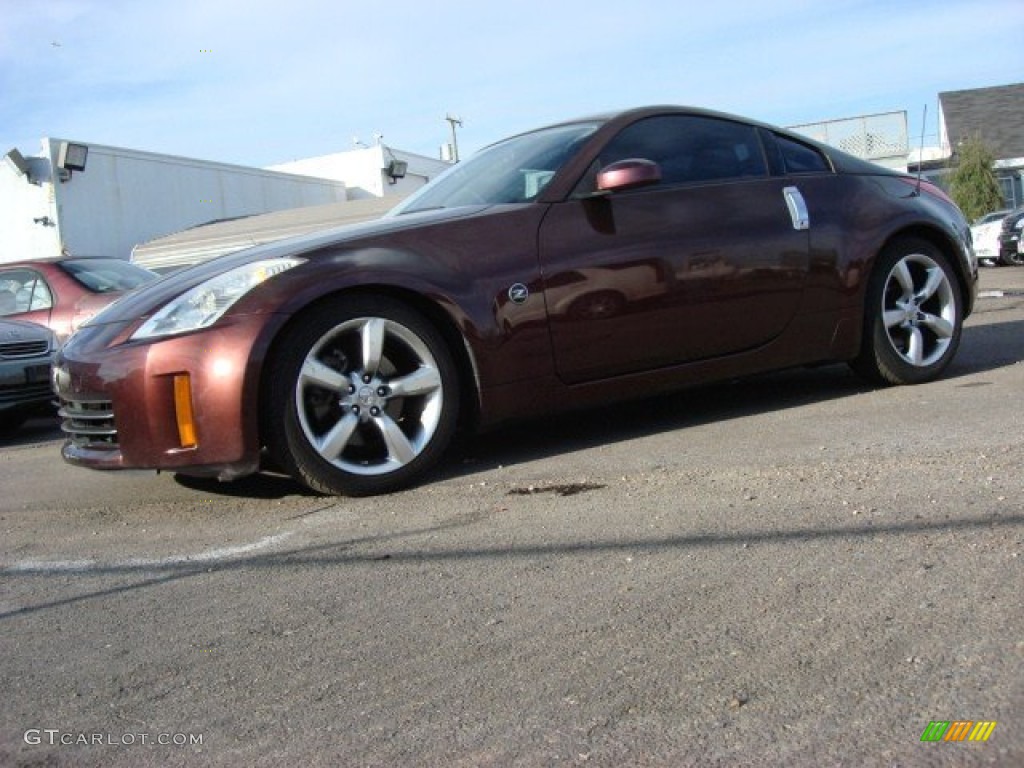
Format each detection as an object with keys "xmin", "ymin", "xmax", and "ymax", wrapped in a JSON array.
[
  {"xmin": 0, "ymin": 412, "xmax": 61, "ymax": 447},
  {"xmin": 442, "ymin": 315, "xmax": 1024, "ymax": 482},
  {"xmin": 954, "ymin": 315, "xmax": 1024, "ymax": 376},
  {"xmin": 138, "ymin": 315, "xmax": 1024, "ymax": 498},
  {"xmin": 444, "ymin": 365, "xmax": 868, "ymax": 480},
  {"xmin": 174, "ymin": 467, "xmax": 321, "ymax": 498}
]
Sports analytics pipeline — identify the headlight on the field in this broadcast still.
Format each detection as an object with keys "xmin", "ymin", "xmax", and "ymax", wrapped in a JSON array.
[{"xmin": 131, "ymin": 257, "xmax": 304, "ymax": 340}]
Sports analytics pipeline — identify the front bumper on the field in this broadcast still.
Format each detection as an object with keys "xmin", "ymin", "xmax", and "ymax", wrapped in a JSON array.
[
  {"xmin": 0, "ymin": 365, "xmax": 53, "ymax": 415},
  {"xmin": 1, "ymin": 342, "xmax": 55, "ymax": 417},
  {"xmin": 53, "ymin": 314, "xmax": 276, "ymax": 479}
]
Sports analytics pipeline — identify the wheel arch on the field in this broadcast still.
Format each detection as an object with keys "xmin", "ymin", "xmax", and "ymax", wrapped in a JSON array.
[
  {"xmin": 256, "ymin": 285, "xmax": 482, "ymax": 451},
  {"xmin": 849, "ymin": 228, "xmax": 966, "ymax": 385},
  {"xmin": 871, "ymin": 224, "xmax": 975, "ymax": 315}
]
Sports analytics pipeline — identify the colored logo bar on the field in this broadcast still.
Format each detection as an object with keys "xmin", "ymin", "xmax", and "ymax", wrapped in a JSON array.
[{"xmin": 921, "ymin": 721, "xmax": 997, "ymax": 742}]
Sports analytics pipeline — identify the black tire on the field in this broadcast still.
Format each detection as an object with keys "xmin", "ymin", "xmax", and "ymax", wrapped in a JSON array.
[
  {"xmin": 998, "ymin": 249, "xmax": 1024, "ymax": 266},
  {"xmin": 850, "ymin": 238, "xmax": 963, "ymax": 386},
  {"xmin": 265, "ymin": 296, "xmax": 460, "ymax": 496},
  {"xmin": 0, "ymin": 410, "xmax": 29, "ymax": 432}
]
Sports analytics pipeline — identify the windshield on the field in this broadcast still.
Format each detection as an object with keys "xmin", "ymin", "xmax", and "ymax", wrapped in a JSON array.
[
  {"xmin": 391, "ymin": 121, "xmax": 601, "ymax": 215},
  {"xmin": 59, "ymin": 258, "xmax": 157, "ymax": 293}
]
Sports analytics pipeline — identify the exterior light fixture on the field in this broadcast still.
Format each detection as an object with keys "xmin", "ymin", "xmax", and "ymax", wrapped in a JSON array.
[
  {"xmin": 4, "ymin": 148, "xmax": 29, "ymax": 176},
  {"xmin": 385, "ymin": 159, "xmax": 408, "ymax": 184},
  {"xmin": 56, "ymin": 141, "xmax": 88, "ymax": 181}
]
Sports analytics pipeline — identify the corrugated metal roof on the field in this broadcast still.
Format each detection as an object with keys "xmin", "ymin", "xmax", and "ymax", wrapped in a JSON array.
[{"xmin": 132, "ymin": 196, "xmax": 403, "ymax": 271}]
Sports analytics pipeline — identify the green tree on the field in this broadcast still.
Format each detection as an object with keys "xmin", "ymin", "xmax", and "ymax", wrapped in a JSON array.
[{"xmin": 947, "ymin": 135, "xmax": 1003, "ymax": 221}]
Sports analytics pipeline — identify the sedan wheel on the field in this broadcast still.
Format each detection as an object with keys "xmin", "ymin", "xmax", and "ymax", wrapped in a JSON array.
[
  {"xmin": 267, "ymin": 296, "xmax": 459, "ymax": 496},
  {"xmin": 850, "ymin": 238, "xmax": 962, "ymax": 385},
  {"xmin": 999, "ymin": 249, "xmax": 1024, "ymax": 266}
]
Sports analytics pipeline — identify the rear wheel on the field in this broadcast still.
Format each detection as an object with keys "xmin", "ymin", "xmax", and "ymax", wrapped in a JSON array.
[
  {"xmin": 266, "ymin": 296, "xmax": 460, "ymax": 496},
  {"xmin": 850, "ymin": 238, "xmax": 963, "ymax": 385}
]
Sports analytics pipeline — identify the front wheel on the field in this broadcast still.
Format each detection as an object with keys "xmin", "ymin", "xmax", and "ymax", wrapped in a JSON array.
[
  {"xmin": 266, "ymin": 296, "xmax": 460, "ymax": 496},
  {"xmin": 850, "ymin": 238, "xmax": 963, "ymax": 386}
]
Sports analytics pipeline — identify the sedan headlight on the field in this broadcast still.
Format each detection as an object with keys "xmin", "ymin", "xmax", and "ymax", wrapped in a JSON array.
[{"xmin": 131, "ymin": 258, "xmax": 304, "ymax": 340}]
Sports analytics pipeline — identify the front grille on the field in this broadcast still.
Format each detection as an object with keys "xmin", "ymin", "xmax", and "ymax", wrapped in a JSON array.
[
  {"xmin": 59, "ymin": 398, "xmax": 118, "ymax": 447},
  {"xmin": 0, "ymin": 381, "xmax": 52, "ymax": 404},
  {"xmin": 0, "ymin": 339, "xmax": 51, "ymax": 359}
]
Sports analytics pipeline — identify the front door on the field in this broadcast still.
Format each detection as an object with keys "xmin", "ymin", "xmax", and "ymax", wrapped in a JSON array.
[{"xmin": 538, "ymin": 114, "xmax": 810, "ymax": 385}]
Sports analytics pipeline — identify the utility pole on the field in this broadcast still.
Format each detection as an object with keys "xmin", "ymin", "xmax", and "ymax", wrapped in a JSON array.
[{"xmin": 445, "ymin": 113, "xmax": 463, "ymax": 163}]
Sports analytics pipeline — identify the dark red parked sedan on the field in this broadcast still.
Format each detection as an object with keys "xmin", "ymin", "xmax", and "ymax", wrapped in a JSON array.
[
  {"xmin": 53, "ymin": 106, "xmax": 978, "ymax": 495},
  {"xmin": 0, "ymin": 257, "xmax": 157, "ymax": 342}
]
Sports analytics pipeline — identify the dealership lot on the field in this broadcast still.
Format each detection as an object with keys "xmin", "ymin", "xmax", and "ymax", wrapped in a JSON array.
[{"xmin": 1, "ymin": 269, "xmax": 1021, "ymax": 767}]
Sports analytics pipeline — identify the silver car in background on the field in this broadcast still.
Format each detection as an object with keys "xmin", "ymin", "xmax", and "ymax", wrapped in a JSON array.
[{"xmin": 970, "ymin": 209, "xmax": 1011, "ymax": 266}]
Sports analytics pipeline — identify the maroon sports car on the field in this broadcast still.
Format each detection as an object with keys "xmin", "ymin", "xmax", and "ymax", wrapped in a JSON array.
[{"xmin": 54, "ymin": 106, "xmax": 978, "ymax": 495}]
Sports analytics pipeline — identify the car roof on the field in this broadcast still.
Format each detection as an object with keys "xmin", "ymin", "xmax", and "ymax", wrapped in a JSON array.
[
  {"xmin": 510, "ymin": 104, "xmax": 897, "ymax": 179},
  {"xmin": 519, "ymin": 104, "xmax": 819, "ymax": 140}
]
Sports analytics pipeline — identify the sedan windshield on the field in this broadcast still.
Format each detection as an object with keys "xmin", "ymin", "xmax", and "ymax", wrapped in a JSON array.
[
  {"xmin": 391, "ymin": 121, "xmax": 601, "ymax": 214},
  {"xmin": 59, "ymin": 258, "xmax": 157, "ymax": 293}
]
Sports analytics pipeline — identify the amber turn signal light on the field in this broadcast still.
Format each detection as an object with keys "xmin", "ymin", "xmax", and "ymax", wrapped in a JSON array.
[{"xmin": 173, "ymin": 373, "xmax": 198, "ymax": 448}]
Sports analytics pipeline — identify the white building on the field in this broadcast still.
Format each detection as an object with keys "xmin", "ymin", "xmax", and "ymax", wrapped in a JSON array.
[
  {"xmin": 127, "ymin": 144, "xmax": 452, "ymax": 272},
  {"xmin": 267, "ymin": 144, "xmax": 450, "ymax": 199},
  {"xmin": 789, "ymin": 111, "xmax": 910, "ymax": 172},
  {"xmin": 1, "ymin": 139, "xmax": 349, "ymax": 263}
]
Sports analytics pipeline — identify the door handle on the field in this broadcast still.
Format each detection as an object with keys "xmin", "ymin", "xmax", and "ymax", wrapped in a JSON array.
[{"xmin": 783, "ymin": 186, "xmax": 810, "ymax": 231}]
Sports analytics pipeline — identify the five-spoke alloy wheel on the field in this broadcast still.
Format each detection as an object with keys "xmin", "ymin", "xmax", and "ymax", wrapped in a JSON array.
[
  {"xmin": 267, "ymin": 296, "xmax": 459, "ymax": 496},
  {"xmin": 851, "ymin": 238, "xmax": 963, "ymax": 385}
]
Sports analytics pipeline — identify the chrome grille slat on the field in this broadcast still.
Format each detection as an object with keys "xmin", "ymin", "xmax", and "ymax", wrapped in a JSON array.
[
  {"xmin": 57, "ymin": 405, "xmax": 114, "ymax": 420},
  {"xmin": 59, "ymin": 398, "xmax": 118, "ymax": 447},
  {"xmin": 0, "ymin": 340, "xmax": 51, "ymax": 358},
  {"xmin": 0, "ymin": 383, "xmax": 53, "ymax": 403},
  {"xmin": 59, "ymin": 423, "xmax": 118, "ymax": 436}
]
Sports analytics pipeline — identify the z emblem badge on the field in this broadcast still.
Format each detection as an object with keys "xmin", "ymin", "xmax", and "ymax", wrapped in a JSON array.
[{"xmin": 508, "ymin": 283, "xmax": 529, "ymax": 305}]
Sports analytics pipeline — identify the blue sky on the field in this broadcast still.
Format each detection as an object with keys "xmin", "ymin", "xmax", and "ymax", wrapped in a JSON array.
[{"xmin": 1, "ymin": 0, "xmax": 1022, "ymax": 167}]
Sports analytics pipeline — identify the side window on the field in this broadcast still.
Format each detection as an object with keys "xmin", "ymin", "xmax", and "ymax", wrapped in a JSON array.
[
  {"xmin": 598, "ymin": 115, "xmax": 768, "ymax": 186},
  {"xmin": 0, "ymin": 269, "xmax": 54, "ymax": 315},
  {"xmin": 774, "ymin": 134, "xmax": 830, "ymax": 174}
]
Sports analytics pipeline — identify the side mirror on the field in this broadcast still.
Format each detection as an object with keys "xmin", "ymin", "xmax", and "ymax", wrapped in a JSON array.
[{"xmin": 596, "ymin": 158, "xmax": 662, "ymax": 193}]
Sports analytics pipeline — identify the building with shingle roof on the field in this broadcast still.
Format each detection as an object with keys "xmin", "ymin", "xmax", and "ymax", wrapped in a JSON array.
[{"xmin": 939, "ymin": 83, "xmax": 1024, "ymax": 207}]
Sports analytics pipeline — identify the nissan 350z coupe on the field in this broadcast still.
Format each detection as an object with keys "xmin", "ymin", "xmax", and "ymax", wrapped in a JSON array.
[{"xmin": 54, "ymin": 106, "xmax": 978, "ymax": 496}]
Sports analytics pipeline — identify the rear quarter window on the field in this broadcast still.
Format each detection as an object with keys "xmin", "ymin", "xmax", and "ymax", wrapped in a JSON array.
[{"xmin": 774, "ymin": 134, "xmax": 831, "ymax": 174}]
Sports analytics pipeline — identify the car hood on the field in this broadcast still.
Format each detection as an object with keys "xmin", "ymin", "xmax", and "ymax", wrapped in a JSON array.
[
  {"xmin": 85, "ymin": 205, "xmax": 492, "ymax": 326},
  {"xmin": 0, "ymin": 317, "xmax": 54, "ymax": 344}
]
